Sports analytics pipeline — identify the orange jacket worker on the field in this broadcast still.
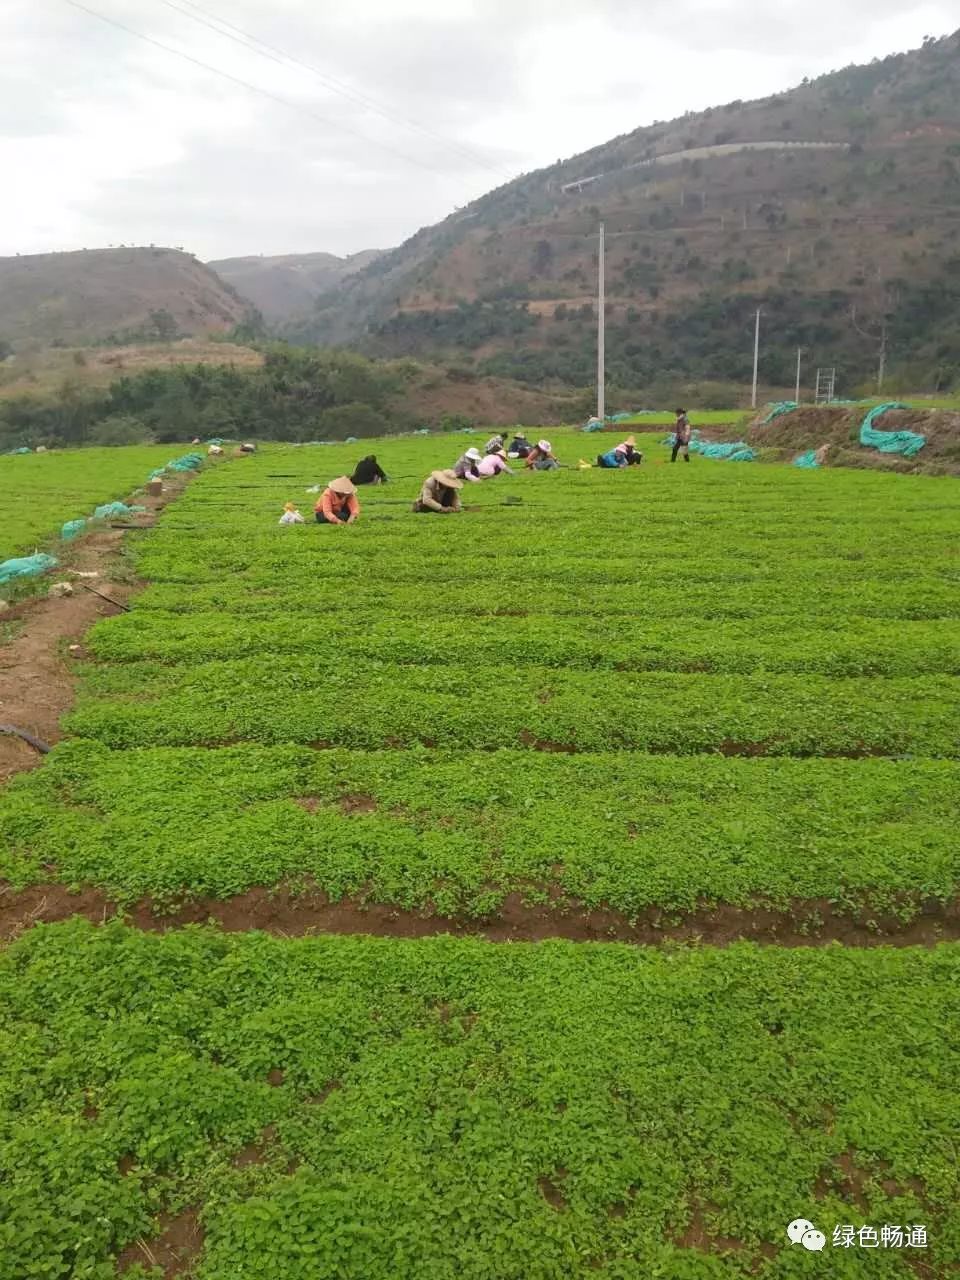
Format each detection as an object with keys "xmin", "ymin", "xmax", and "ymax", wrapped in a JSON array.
[{"xmin": 315, "ymin": 476, "xmax": 360, "ymax": 524}]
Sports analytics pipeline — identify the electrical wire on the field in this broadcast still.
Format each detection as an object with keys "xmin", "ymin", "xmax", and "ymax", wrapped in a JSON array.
[
  {"xmin": 156, "ymin": 0, "xmax": 514, "ymax": 182},
  {"xmin": 63, "ymin": 0, "xmax": 467, "ymax": 179}
]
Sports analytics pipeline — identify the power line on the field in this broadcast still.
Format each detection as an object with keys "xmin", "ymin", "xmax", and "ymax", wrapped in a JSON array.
[
  {"xmin": 63, "ymin": 0, "xmax": 466, "ymax": 179},
  {"xmin": 156, "ymin": 0, "xmax": 514, "ymax": 182}
]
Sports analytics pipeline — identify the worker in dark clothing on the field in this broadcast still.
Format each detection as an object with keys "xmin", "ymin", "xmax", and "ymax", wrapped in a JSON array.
[
  {"xmin": 672, "ymin": 410, "xmax": 693, "ymax": 463},
  {"xmin": 351, "ymin": 455, "xmax": 388, "ymax": 485},
  {"xmin": 507, "ymin": 432, "xmax": 532, "ymax": 459}
]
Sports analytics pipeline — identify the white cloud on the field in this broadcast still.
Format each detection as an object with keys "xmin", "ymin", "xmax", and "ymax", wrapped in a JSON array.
[{"xmin": 0, "ymin": 0, "xmax": 955, "ymax": 259}]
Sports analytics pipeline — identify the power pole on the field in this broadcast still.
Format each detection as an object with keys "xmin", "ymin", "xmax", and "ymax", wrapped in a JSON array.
[
  {"xmin": 795, "ymin": 346, "xmax": 802, "ymax": 403},
  {"xmin": 751, "ymin": 309, "xmax": 761, "ymax": 409},
  {"xmin": 597, "ymin": 221, "xmax": 605, "ymax": 422}
]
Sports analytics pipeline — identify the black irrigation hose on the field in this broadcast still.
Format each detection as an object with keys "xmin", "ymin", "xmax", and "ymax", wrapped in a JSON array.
[
  {"xmin": 0, "ymin": 725, "xmax": 50, "ymax": 754},
  {"xmin": 75, "ymin": 582, "xmax": 131, "ymax": 612}
]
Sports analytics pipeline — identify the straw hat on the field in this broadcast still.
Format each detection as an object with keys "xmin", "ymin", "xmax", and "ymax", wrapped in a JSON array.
[
  {"xmin": 328, "ymin": 476, "xmax": 357, "ymax": 495},
  {"xmin": 623, "ymin": 435, "xmax": 636, "ymax": 447},
  {"xmin": 283, "ymin": 502, "xmax": 298, "ymax": 512},
  {"xmin": 432, "ymin": 468, "xmax": 463, "ymax": 489}
]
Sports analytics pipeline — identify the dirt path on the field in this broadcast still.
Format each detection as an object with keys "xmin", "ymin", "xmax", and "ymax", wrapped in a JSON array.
[
  {"xmin": 0, "ymin": 486, "xmax": 180, "ymax": 782},
  {"xmin": 1, "ymin": 881, "xmax": 956, "ymax": 948}
]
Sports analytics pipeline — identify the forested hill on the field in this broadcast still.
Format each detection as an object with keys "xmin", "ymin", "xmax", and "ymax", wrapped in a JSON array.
[{"xmin": 291, "ymin": 30, "xmax": 960, "ymax": 395}]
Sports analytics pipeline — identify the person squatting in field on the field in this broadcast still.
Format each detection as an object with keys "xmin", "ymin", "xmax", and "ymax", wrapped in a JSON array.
[
  {"xmin": 507, "ymin": 432, "xmax": 531, "ymax": 458},
  {"xmin": 315, "ymin": 476, "xmax": 360, "ymax": 524},
  {"xmin": 413, "ymin": 469, "xmax": 464, "ymax": 513},
  {"xmin": 475, "ymin": 449, "xmax": 514, "ymax": 478},
  {"xmin": 672, "ymin": 409, "xmax": 693, "ymax": 462},
  {"xmin": 279, "ymin": 502, "xmax": 305, "ymax": 525},
  {"xmin": 484, "ymin": 433, "xmax": 505, "ymax": 455},
  {"xmin": 350, "ymin": 455, "xmax": 388, "ymax": 485},
  {"xmin": 525, "ymin": 439, "xmax": 560, "ymax": 470},
  {"xmin": 453, "ymin": 447, "xmax": 484, "ymax": 482},
  {"xmin": 597, "ymin": 435, "xmax": 644, "ymax": 469}
]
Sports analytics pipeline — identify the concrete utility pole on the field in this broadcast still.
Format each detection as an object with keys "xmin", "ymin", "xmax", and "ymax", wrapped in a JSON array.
[
  {"xmin": 597, "ymin": 221, "xmax": 605, "ymax": 422},
  {"xmin": 795, "ymin": 346, "xmax": 803, "ymax": 403},
  {"xmin": 751, "ymin": 308, "xmax": 761, "ymax": 409}
]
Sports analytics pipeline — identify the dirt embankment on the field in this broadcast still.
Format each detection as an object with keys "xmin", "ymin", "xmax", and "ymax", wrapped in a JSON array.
[
  {"xmin": 0, "ymin": 482, "xmax": 187, "ymax": 782},
  {"xmin": 708, "ymin": 405, "xmax": 960, "ymax": 474}
]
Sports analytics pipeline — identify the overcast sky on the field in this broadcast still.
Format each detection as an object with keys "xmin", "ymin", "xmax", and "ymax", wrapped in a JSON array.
[{"xmin": 1, "ymin": 1, "xmax": 956, "ymax": 261}]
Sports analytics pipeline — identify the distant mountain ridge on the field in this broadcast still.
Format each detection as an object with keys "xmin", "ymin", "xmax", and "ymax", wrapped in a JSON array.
[
  {"xmin": 0, "ymin": 247, "xmax": 246, "ymax": 348},
  {"xmin": 288, "ymin": 29, "xmax": 960, "ymax": 392},
  {"xmin": 207, "ymin": 250, "xmax": 382, "ymax": 320}
]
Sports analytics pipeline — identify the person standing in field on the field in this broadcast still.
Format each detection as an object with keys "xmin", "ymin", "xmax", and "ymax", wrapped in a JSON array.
[
  {"xmin": 475, "ymin": 449, "xmax": 514, "ymax": 478},
  {"xmin": 315, "ymin": 477, "xmax": 360, "ymax": 524},
  {"xmin": 453, "ymin": 447, "xmax": 484, "ymax": 482},
  {"xmin": 672, "ymin": 410, "xmax": 693, "ymax": 463},
  {"xmin": 350, "ymin": 455, "xmax": 388, "ymax": 485},
  {"xmin": 525, "ymin": 439, "xmax": 560, "ymax": 470},
  {"xmin": 413, "ymin": 469, "xmax": 464, "ymax": 513}
]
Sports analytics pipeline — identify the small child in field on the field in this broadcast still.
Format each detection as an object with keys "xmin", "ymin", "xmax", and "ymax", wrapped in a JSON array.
[{"xmin": 279, "ymin": 502, "xmax": 305, "ymax": 525}]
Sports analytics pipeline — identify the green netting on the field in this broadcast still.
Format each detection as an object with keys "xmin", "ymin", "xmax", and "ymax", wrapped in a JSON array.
[
  {"xmin": 662, "ymin": 431, "xmax": 755, "ymax": 461},
  {"xmin": 793, "ymin": 451, "xmax": 820, "ymax": 469},
  {"xmin": 167, "ymin": 452, "xmax": 205, "ymax": 472},
  {"xmin": 61, "ymin": 518, "xmax": 88, "ymax": 540},
  {"xmin": 859, "ymin": 403, "xmax": 926, "ymax": 457},
  {"xmin": 93, "ymin": 502, "xmax": 147, "ymax": 520},
  {"xmin": 761, "ymin": 401, "xmax": 799, "ymax": 424},
  {"xmin": 0, "ymin": 553, "xmax": 57, "ymax": 584}
]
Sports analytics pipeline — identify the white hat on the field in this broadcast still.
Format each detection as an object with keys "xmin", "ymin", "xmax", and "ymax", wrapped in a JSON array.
[
  {"xmin": 538, "ymin": 439, "xmax": 551, "ymax": 452},
  {"xmin": 466, "ymin": 447, "xmax": 482, "ymax": 462}
]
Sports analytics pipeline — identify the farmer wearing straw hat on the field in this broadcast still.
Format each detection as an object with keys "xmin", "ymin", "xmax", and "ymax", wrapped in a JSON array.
[
  {"xmin": 507, "ymin": 431, "xmax": 531, "ymax": 459},
  {"xmin": 475, "ymin": 449, "xmax": 514, "ymax": 478},
  {"xmin": 453, "ymin": 447, "xmax": 484, "ymax": 482},
  {"xmin": 413, "ymin": 469, "xmax": 464, "ymax": 514},
  {"xmin": 525, "ymin": 439, "xmax": 559, "ymax": 470},
  {"xmin": 315, "ymin": 476, "xmax": 360, "ymax": 524},
  {"xmin": 597, "ymin": 435, "xmax": 644, "ymax": 468}
]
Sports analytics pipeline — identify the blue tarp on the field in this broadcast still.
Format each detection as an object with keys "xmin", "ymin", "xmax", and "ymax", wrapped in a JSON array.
[
  {"xmin": 859, "ymin": 402, "xmax": 925, "ymax": 457},
  {"xmin": 93, "ymin": 502, "xmax": 146, "ymax": 520},
  {"xmin": 793, "ymin": 451, "xmax": 820, "ymax": 469},
  {"xmin": 61, "ymin": 518, "xmax": 88, "ymax": 540}
]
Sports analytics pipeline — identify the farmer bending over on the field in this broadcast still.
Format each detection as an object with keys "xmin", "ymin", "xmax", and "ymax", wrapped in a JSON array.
[
  {"xmin": 484, "ymin": 433, "xmax": 505, "ymax": 455},
  {"xmin": 525, "ymin": 439, "xmax": 560, "ymax": 470},
  {"xmin": 351, "ymin": 455, "xmax": 388, "ymax": 486},
  {"xmin": 454, "ymin": 447, "xmax": 483, "ymax": 482},
  {"xmin": 315, "ymin": 476, "xmax": 360, "ymax": 524},
  {"xmin": 508, "ymin": 432, "xmax": 531, "ymax": 458},
  {"xmin": 413, "ymin": 469, "xmax": 464, "ymax": 513},
  {"xmin": 476, "ymin": 449, "xmax": 514, "ymax": 478}
]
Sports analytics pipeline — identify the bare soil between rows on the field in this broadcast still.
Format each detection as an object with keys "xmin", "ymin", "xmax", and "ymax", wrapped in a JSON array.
[
  {"xmin": 2, "ymin": 880, "xmax": 957, "ymax": 948},
  {"xmin": 0, "ymin": 481, "xmax": 185, "ymax": 783}
]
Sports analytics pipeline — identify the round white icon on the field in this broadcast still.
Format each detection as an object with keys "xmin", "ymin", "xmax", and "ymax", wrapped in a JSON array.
[
  {"xmin": 787, "ymin": 1219, "xmax": 817, "ymax": 1245},
  {"xmin": 802, "ymin": 1229, "xmax": 826, "ymax": 1252}
]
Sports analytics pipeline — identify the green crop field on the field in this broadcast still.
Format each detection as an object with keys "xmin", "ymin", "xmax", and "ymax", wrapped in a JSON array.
[
  {"xmin": 0, "ymin": 445, "xmax": 175, "ymax": 565},
  {"xmin": 1, "ymin": 428, "xmax": 959, "ymax": 1277}
]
